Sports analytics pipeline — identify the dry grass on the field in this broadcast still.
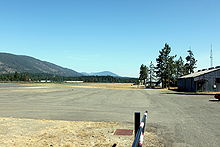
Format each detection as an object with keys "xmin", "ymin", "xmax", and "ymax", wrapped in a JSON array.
[
  {"xmin": 21, "ymin": 83, "xmax": 139, "ymax": 90},
  {"xmin": 0, "ymin": 117, "xmax": 163, "ymax": 147}
]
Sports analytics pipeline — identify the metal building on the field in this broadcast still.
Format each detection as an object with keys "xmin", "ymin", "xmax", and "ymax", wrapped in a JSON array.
[{"xmin": 178, "ymin": 66, "xmax": 220, "ymax": 92}]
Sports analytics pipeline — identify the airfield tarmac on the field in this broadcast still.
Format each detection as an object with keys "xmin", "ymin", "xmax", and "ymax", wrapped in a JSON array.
[{"xmin": 0, "ymin": 83, "xmax": 220, "ymax": 147}]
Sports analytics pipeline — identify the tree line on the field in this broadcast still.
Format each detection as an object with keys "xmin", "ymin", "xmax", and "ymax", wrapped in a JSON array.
[
  {"xmin": 139, "ymin": 43, "xmax": 197, "ymax": 88},
  {"xmin": 0, "ymin": 72, "xmax": 138, "ymax": 83}
]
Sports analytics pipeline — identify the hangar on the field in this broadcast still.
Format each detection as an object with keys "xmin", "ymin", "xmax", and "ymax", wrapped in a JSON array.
[{"xmin": 178, "ymin": 66, "xmax": 220, "ymax": 92}]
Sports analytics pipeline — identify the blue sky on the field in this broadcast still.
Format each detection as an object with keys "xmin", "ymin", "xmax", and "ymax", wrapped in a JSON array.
[{"xmin": 0, "ymin": 0, "xmax": 219, "ymax": 77}]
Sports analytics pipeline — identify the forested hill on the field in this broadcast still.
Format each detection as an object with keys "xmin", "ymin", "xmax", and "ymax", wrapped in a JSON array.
[{"xmin": 0, "ymin": 53, "xmax": 82, "ymax": 77}]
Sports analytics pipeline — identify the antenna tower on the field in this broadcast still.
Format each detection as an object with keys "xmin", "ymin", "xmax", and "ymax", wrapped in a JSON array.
[{"xmin": 210, "ymin": 44, "xmax": 213, "ymax": 67}]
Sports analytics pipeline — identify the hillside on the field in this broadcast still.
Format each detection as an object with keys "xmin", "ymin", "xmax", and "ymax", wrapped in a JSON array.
[{"xmin": 0, "ymin": 53, "xmax": 82, "ymax": 77}]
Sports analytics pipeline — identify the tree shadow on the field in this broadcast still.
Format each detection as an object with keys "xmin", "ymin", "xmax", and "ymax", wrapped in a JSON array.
[
  {"xmin": 209, "ymin": 99, "xmax": 220, "ymax": 102},
  {"xmin": 161, "ymin": 89, "xmax": 215, "ymax": 95},
  {"xmin": 161, "ymin": 92, "xmax": 215, "ymax": 95}
]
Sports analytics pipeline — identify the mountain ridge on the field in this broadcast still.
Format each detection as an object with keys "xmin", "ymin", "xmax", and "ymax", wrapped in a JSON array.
[
  {"xmin": 0, "ymin": 52, "xmax": 82, "ymax": 77},
  {"xmin": 81, "ymin": 71, "xmax": 120, "ymax": 77},
  {"xmin": 0, "ymin": 52, "xmax": 123, "ymax": 78}
]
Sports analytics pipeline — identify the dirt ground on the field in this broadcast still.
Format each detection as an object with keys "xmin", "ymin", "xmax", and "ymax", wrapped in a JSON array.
[{"xmin": 0, "ymin": 117, "xmax": 163, "ymax": 147}]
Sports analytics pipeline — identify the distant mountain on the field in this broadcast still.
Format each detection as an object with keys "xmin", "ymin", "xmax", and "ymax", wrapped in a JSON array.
[
  {"xmin": 81, "ymin": 71, "xmax": 120, "ymax": 77},
  {"xmin": 0, "ymin": 53, "xmax": 82, "ymax": 77},
  {"xmin": 80, "ymin": 72, "xmax": 90, "ymax": 76}
]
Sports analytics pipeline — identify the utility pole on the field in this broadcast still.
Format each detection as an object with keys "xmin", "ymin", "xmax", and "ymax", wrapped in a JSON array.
[{"xmin": 210, "ymin": 44, "xmax": 213, "ymax": 67}]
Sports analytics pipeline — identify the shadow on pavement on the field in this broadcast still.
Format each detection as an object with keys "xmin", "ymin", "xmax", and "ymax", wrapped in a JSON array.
[
  {"xmin": 161, "ymin": 89, "xmax": 215, "ymax": 95},
  {"xmin": 209, "ymin": 99, "xmax": 220, "ymax": 102},
  {"xmin": 161, "ymin": 92, "xmax": 215, "ymax": 96}
]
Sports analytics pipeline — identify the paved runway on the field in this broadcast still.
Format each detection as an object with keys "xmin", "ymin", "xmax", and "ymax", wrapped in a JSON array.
[{"xmin": 0, "ymin": 84, "xmax": 219, "ymax": 147}]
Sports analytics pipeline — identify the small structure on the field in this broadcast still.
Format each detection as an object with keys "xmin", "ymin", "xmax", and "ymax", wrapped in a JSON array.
[
  {"xmin": 178, "ymin": 66, "xmax": 220, "ymax": 92},
  {"xmin": 64, "ymin": 81, "xmax": 83, "ymax": 83},
  {"xmin": 40, "ymin": 80, "xmax": 51, "ymax": 83},
  {"xmin": 146, "ymin": 80, "xmax": 161, "ymax": 87}
]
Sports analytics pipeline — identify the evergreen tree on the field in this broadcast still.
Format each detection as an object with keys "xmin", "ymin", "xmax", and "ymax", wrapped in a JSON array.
[
  {"xmin": 139, "ymin": 64, "xmax": 148, "ymax": 86},
  {"xmin": 156, "ymin": 43, "xmax": 176, "ymax": 88},
  {"xmin": 173, "ymin": 56, "xmax": 185, "ymax": 85},
  {"xmin": 149, "ymin": 61, "xmax": 156, "ymax": 88},
  {"xmin": 185, "ymin": 50, "xmax": 197, "ymax": 74},
  {"xmin": 167, "ymin": 55, "xmax": 176, "ymax": 86},
  {"xmin": 0, "ymin": 73, "xmax": 138, "ymax": 83},
  {"xmin": 13, "ymin": 72, "xmax": 19, "ymax": 81}
]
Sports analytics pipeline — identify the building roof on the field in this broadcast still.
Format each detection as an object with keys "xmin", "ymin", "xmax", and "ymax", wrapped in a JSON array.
[{"xmin": 179, "ymin": 66, "xmax": 220, "ymax": 79}]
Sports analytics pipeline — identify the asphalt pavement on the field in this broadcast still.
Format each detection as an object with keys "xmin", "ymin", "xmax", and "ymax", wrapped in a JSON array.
[{"xmin": 0, "ymin": 85, "xmax": 219, "ymax": 147}]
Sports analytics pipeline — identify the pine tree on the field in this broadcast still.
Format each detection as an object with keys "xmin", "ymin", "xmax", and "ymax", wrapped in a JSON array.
[
  {"xmin": 13, "ymin": 72, "xmax": 19, "ymax": 81},
  {"xmin": 156, "ymin": 43, "xmax": 176, "ymax": 88},
  {"xmin": 139, "ymin": 64, "xmax": 148, "ymax": 86},
  {"xmin": 185, "ymin": 50, "xmax": 197, "ymax": 74},
  {"xmin": 167, "ymin": 55, "xmax": 176, "ymax": 87},
  {"xmin": 173, "ymin": 56, "xmax": 185, "ymax": 85},
  {"xmin": 149, "ymin": 61, "xmax": 156, "ymax": 88}
]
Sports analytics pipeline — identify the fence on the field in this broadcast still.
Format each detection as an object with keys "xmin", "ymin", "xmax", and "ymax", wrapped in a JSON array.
[{"xmin": 132, "ymin": 111, "xmax": 148, "ymax": 147}]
